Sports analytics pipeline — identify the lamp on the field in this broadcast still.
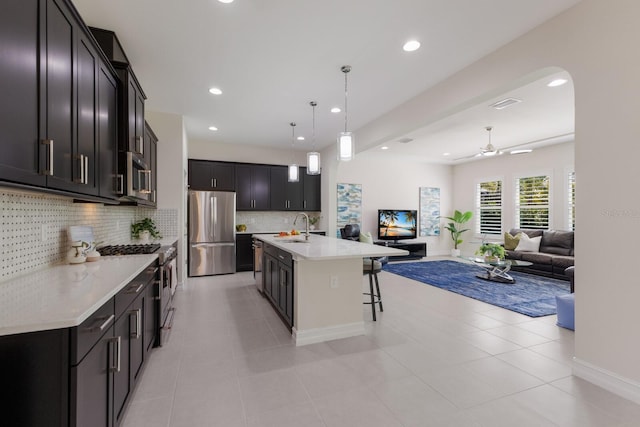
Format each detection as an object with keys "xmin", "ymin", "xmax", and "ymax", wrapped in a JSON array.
[
  {"xmin": 288, "ymin": 122, "xmax": 299, "ymax": 182},
  {"xmin": 307, "ymin": 101, "xmax": 321, "ymax": 175},
  {"xmin": 337, "ymin": 65, "xmax": 354, "ymax": 161}
]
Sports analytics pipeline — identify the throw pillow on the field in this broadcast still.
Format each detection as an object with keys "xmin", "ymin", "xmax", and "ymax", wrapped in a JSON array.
[
  {"xmin": 503, "ymin": 232, "xmax": 522, "ymax": 250},
  {"xmin": 359, "ymin": 231, "xmax": 373, "ymax": 244},
  {"xmin": 515, "ymin": 233, "xmax": 542, "ymax": 252}
]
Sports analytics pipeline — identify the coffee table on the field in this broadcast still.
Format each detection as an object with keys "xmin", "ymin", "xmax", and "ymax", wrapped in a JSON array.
[{"xmin": 460, "ymin": 256, "xmax": 533, "ymax": 284}]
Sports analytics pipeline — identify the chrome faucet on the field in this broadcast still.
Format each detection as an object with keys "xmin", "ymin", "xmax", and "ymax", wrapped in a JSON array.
[{"xmin": 293, "ymin": 213, "xmax": 310, "ymax": 240}]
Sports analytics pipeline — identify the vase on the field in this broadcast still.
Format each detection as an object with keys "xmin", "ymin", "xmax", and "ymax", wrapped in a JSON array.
[
  {"xmin": 309, "ymin": 225, "xmax": 316, "ymax": 230},
  {"xmin": 451, "ymin": 248, "xmax": 461, "ymax": 257}
]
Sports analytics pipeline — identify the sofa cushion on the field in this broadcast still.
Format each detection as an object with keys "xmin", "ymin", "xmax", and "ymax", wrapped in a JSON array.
[
  {"xmin": 504, "ymin": 232, "xmax": 522, "ymax": 250},
  {"xmin": 551, "ymin": 255, "xmax": 575, "ymax": 269},
  {"xmin": 540, "ymin": 230, "xmax": 574, "ymax": 256},
  {"xmin": 515, "ymin": 233, "xmax": 542, "ymax": 252},
  {"xmin": 520, "ymin": 252, "xmax": 553, "ymax": 264},
  {"xmin": 509, "ymin": 228, "xmax": 543, "ymax": 239}
]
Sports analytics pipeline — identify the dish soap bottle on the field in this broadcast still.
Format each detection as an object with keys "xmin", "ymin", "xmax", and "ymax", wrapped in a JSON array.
[{"xmin": 67, "ymin": 241, "xmax": 87, "ymax": 264}]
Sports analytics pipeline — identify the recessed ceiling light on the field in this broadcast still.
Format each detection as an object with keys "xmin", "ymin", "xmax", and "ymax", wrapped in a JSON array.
[
  {"xmin": 443, "ymin": 152, "xmax": 450, "ymax": 156},
  {"xmin": 297, "ymin": 136, "xmax": 305, "ymax": 141},
  {"xmin": 208, "ymin": 87, "xmax": 222, "ymax": 95},
  {"xmin": 218, "ymin": 0, "xmax": 234, "ymax": 4},
  {"xmin": 330, "ymin": 107, "xmax": 341, "ymax": 113},
  {"xmin": 380, "ymin": 146, "xmax": 389, "ymax": 150},
  {"xmin": 402, "ymin": 40, "xmax": 421, "ymax": 52},
  {"xmin": 208, "ymin": 126, "xmax": 218, "ymax": 131},
  {"xmin": 547, "ymin": 78, "xmax": 568, "ymax": 87},
  {"xmin": 510, "ymin": 149, "xmax": 533, "ymax": 154}
]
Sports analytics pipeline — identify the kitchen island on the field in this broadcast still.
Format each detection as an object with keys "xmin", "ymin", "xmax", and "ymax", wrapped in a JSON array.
[{"xmin": 254, "ymin": 233, "xmax": 408, "ymax": 346}]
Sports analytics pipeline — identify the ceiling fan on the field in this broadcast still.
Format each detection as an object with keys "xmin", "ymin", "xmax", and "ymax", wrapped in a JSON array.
[{"xmin": 479, "ymin": 126, "xmax": 502, "ymax": 157}]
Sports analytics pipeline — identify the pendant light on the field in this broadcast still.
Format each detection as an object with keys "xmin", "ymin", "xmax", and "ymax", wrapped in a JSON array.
[
  {"xmin": 307, "ymin": 101, "xmax": 321, "ymax": 175},
  {"xmin": 337, "ymin": 65, "xmax": 354, "ymax": 161},
  {"xmin": 288, "ymin": 122, "xmax": 299, "ymax": 182}
]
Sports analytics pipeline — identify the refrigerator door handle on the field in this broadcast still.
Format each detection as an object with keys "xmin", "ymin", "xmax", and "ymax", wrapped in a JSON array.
[{"xmin": 191, "ymin": 242, "xmax": 235, "ymax": 247}]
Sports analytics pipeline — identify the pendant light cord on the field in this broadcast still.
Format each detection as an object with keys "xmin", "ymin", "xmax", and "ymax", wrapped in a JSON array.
[
  {"xmin": 344, "ymin": 69, "xmax": 348, "ymax": 132},
  {"xmin": 311, "ymin": 101, "xmax": 317, "ymax": 150},
  {"xmin": 290, "ymin": 122, "xmax": 296, "ymax": 163}
]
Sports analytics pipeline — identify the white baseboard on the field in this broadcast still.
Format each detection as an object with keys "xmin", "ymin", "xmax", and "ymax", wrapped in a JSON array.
[
  {"xmin": 573, "ymin": 357, "xmax": 640, "ymax": 404},
  {"xmin": 292, "ymin": 322, "xmax": 365, "ymax": 346}
]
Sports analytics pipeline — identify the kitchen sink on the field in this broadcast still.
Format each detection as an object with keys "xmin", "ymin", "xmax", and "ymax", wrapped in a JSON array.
[{"xmin": 282, "ymin": 239, "xmax": 310, "ymax": 243}]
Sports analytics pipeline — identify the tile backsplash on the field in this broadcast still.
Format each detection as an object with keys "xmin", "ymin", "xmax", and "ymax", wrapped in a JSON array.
[
  {"xmin": 0, "ymin": 187, "xmax": 177, "ymax": 282},
  {"xmin": 235, "ymin": 211, "xmax": 323, "ymax": 233}
]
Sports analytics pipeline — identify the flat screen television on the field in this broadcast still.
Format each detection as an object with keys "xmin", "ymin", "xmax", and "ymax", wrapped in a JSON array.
[{"xmin": 378, "ymin": 209, "xmax": 418, "ymax": 241}]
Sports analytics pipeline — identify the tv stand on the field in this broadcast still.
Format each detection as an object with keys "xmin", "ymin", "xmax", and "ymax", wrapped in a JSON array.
[{"xmin": 374, "ymin": 240, "xmax": 426, "ymax": 261}]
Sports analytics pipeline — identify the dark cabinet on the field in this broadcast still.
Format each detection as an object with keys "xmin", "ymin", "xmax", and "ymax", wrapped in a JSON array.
[
  {"xmin": 0, "ymin": 0, "xmax": 46, "ymax": 187},
  {"xmin": 236, "ymin": 164, "xmax": 270, "ymax": 210},
  {"xmin": 141, "ymin": 122, "xmax": 158, "ymax": 207},
  {"xmin": 302, "ymin": 169, "xmax": 321, "ymax": 211},
  {"xmin": 0, "ymin": 0, "xmax": 119, "ymax": 202},
  {"xmin": 236, "ymin": 234, "xmax": 254, "ymax": 272},
  {"xmin": 188, "ymin": 159, "xmax": 236, "ymax": 191},
  {"xmin": 270, "ymin": 166, "xmax": 303, "ymax": 211},
  {"xmin": 123, "ymin": 71, "xmax": 146, "ymax": 155},
  {"xmin": 0, "ymin": 261, "xmax": 157, "ymax": 427},
  {"xmin": 262, "ymin": 243, "xmax": 294, "ymax": 328},
  {"xmin": 97, "ymin": 62, "xmax": 119, "ymax": 199}
]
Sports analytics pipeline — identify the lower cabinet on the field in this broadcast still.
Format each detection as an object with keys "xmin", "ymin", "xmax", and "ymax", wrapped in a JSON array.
[
  {"xmin": 262, "ymin": 243, "xmax": 294, "ymax": 328},
  {"xmin": 0, "ymin": 262, "xmax": 157, "ymax": 427}
]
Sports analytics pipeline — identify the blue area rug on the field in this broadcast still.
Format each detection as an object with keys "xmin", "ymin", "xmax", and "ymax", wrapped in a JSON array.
[{"xmin": 383, "ymin": 260, "xmax": 570, "ymax": 317}]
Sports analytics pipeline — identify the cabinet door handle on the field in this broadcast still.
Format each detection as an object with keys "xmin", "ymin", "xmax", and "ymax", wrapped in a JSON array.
[
  {"xmin": 130, "ymin": 309, "xmax": 141, "ymax": 339},
  {"xmin": 303, "ymin": 200, "xmax": 307, "ymax": 209},
  {"xmin": 41, "ymin": 139, "xmax": 54, "ymax": 176},
  {"xmin": 213, "ymin": 178, "xmax": 217, "ymax": 188},
  {"xmin": 109, "ymin": 336, "xmax": 121, "ymax": 372},
  {"xmin": 85, "ymin": 314, "xmax": 115, "ymax": 332},
  {"xmin": 75, "ymin": 154, "xmax": 84, "ymax": 183},
  {"xmin": 136, "ymin": 136, "xmax": 144, "ymax": 155},
  {"xmin": 129, "ymin": 283, "xmax": 145, "ymax": 294},
  {"xmin": 116, "ymin": 174, "xmax": 124, "ymax": 194},
  {"xmin": 84, "ymin": 154, "xmax": 89, "ymax": 184}
]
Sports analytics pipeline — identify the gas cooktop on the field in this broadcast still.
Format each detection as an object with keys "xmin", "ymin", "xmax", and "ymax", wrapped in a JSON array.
[{"xmin": 97, "ymin": 244, "xmax": 161, "ymax": 256}]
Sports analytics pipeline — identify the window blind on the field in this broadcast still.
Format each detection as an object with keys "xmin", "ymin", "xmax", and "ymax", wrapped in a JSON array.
[
  {"xmin": 477, "ymin": 180, "xmax": 502, "ymax": 234},
  {"xmin": 516, "ymin": 175, "xmax": 550, "ymax": 229}
]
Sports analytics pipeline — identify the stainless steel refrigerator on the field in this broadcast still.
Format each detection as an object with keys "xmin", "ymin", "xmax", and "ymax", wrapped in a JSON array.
[{"xmin": 188, "ymin": 190, "xmax": 236, "ymax": 276}]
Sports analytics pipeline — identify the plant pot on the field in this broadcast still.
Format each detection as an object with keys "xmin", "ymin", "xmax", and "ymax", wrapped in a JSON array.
[
  {"xmin": 309, "ymin": 225, "xmax": 316, "ymax": 230},
  {"xmin": 451, "ymin": 248, "xmax": 461, "ymax": 257},
  {"xmin": 138, "ymin": 230, "xmax": 151, "ymax": 243}
]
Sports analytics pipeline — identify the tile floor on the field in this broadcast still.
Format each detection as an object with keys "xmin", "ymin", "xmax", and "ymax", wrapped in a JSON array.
[{"xmin": 122, "ymin": 260, "xmax": 640, "ymax": 427}]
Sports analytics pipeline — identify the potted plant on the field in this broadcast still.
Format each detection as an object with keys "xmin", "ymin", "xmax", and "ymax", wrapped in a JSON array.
[
  {"xmin": 476, "ymin": 242, "xmax": 506, "ymax": 262},
  {"xmin": 131, "ymin": 218, "xmax": 162, "ymax": 243},
  {"xmin": 441, "ymin": 210, "xmax": 472, "ymax": 257},
  {"xmin": 308, "ymin": 215, "xmax": 321, "ymax": 230}
]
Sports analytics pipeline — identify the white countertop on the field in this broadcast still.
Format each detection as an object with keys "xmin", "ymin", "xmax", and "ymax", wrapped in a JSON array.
[
  {"xmin": 254, "ymin": 234, "xmax": 408, "ymax": 261},
  {"xmin": 0, "ymin": 255, "xmax": 157, "ymax": 336}
]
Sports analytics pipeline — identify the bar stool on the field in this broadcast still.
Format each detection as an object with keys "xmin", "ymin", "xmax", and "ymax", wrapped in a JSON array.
[{"xmin": 363, "ymin": 257, "xmax": 384, "ymax": 321}]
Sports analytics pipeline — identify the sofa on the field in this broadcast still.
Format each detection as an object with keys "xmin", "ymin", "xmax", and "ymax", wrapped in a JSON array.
[{"xmin": 504, "ymin": 228, "xmax": 574, "ymax": 280}]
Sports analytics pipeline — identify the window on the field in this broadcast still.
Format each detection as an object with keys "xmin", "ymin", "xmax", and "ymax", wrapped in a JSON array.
[
  {"xmin": 516, "ymin": 175, "xmax": 550, "ymax": 229},
  {"xmin": 568, "ymin": 171, "xmax": 575, "ymax": 230},
  {"xmin": 476, "ymin": 180, "xmax": 502, "ymax": 235}
]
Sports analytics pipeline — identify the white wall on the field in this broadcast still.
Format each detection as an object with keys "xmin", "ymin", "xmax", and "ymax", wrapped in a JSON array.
[
  {"xmin": 336, "ymin": 150, "xmax": 453, "ymax": 254},
  {"xmin": 452, "ymin": 142, "xmax": 574, "ymax": 254},
  {"xmin": 146, "ymin": 111, "xmax": 187, "ymax": 284}
]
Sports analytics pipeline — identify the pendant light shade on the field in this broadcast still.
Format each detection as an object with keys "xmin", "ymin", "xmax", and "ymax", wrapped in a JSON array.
[
  {"xmin": 307, "ymin": 101, "xmax": 321, "ymax": 175},
  {"xmin": 288, "ymin": 122, "xmax": 299, "ymax": 182},
  {"xmin": 337, "ymin": 65, "xmax": 354, "ymax": 162}
]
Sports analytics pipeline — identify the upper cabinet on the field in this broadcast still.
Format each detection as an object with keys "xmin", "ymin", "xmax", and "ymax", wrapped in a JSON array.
[
  {"xmin": 0, "ymin": 0, "xmax": 120, "ymax": 202},
  {"xmin": 302, "ymin": 169, "xmax": 321, "ymax": 211},
  {"xmin": 144, "ymin": 122, "xmax": 158, "ymax": 207},
  {"xmin": 0, "ymin": 0, "xmax": 45, "ymax": 187},
  {"xmin": 236, "ymin": 164, "xmax": 270, "ymax": 210},
  {"xmin": 188, "ymin": 160, "xmax": 235, "ymax": 192},
  {"xmin": 187, "ymin": 160, "xmax": 321, "ymax": 211},
  {"xmin": 270, "ymin": 166, "xmax": 303, "ymax": 211}
]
